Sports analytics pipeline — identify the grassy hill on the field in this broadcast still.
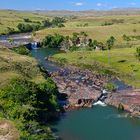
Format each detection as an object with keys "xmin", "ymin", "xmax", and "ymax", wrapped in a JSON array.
[
  {"xmin": 0, "ymin": 48, "xmax": 58, "ymax": 139},
  {"xmin": 51, "ymin": 48, "xmax": 140, "ymax": 88},
  {"xmin": 0, "ymin": 48, "xmax": 46, "ymax": 88},
  {"xmin": 1, "ymin": 10, "xmax": 140, "ymax": 49},
  {"xmin": 0, "ymin": 10, "xmax": 48, "ymax": 34},
  {"xmin": 34, "ymin": 14, "xmax": 140, "ymax": 48}
]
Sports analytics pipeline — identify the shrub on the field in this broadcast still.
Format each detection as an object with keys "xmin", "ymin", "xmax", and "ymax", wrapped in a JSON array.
[
  {"xmin": 17, "ymin": 23, "xmax": 33, "ymax": 32},
  {"xmin": 42, "ymin": 19, "xmax": 52, "ymax": 28},
  {"xmin": 42, "ymin": 34, "xmax": 64, "ymax": 48},
  {"xmin": 12, "ymin": 45, "xmax": 30, "ymax": 55},
  {"xmin": 0, "ymin": 77, "xmax": 61, "ymax": 139},
  {"xmin": 23, "ymin": 18, "xmax": 32, "ymax": 22},
  {"xmin": 105, "ymin": 82, "xmax": 117, "ymax": 92},
  {"xmin": 6, "ymin": 27, "xmax": 16, "ymax": 34},
  {"xmin": 135, "ymin": 47, "xmax": 140, "ymax": 61}
]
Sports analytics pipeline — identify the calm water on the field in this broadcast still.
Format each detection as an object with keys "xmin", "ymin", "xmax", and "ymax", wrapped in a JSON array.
[
  {"xmin": 53, "ymin": 106, "xmax": 140, "ymax": 140},
  {"xmin": 31, "ymin": 48, "xmax": 140, "ymax": 140}
]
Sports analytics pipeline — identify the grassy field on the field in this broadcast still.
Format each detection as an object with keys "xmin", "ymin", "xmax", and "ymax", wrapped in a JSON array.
[
  {"xmin": 51, "ymin": 48, "xmax": 140, "ymax": 88},
  {"xmin": 0, "ymin": 48, "xmax": 46, "ymax": 88},
  {"xmin": 0, "ymin": 10, "xmax": 48, "ymax": 34},
  {"xmin": 34, "ymin": 15, "xmax": 140, "ymax": 47},
  {"xmin": 1, "ymin": 10, "xmax": 140, "ymax": 48},
  {"xmin": 1, "ymin": 10, "xmax": 140, "ymax": 87}
]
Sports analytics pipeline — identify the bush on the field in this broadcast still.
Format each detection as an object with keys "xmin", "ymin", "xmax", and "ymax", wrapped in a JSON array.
[
  {"xmin": 42, "ymin": 19, "xmax": 52, "ymax": 28},
  {"xmin": 17, "ymin": 23, "xmax": 33, "ymax": 32},
  {"xmin": 12, "ymin": 45, "xmax": 30, "ymax": 55},
  {"xmin": 135, "ymin": 47, "xmax": 140, "ymax": 61},
  {"xmin": 23, "ymin": 18, "xmax": 32, "ymax": 22},
  {"xmin": 6, "ymin": 27, "xmax": 16, "ymax": 34},
  {"xmin": 42, "ymin": 34, "xmax": 64, "ymax": 48},
  {"xmin": 105, "ymin": 82, "xmax": 117, "ymax": 92},
  {"xmin": 0, "ymin": 77, "xmax": 61, "ymax": 139}
]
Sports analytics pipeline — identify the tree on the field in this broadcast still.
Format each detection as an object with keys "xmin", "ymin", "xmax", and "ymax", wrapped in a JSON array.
[
  {"xmin": 51, "ymin": 17, "xmax": 65, "ymax": 27},
  {"xmin": 23, "ymin": 18, "xmax": 32, "ymax": 22},
  {"xmin": 122, "ymin": 34, "xmax": 131, "ymax": 46},
  {"xmin": 6, "ymin": 27, "xmax": 16, "ymax": 34},
  {"xmin": 106, "ymin": 36, "xmax": 116, "ymax": 50},
  {"xmin": 71, "ymin": 32, "xmax": 80, "ymax": 46},
  {"xmin": 80, "ymin": 31, "xmax": 88, "ymax": 45},
  {"xmin": 42, "ymin": 34, "xmax": 64, "ymax": 48},
  {"xmin": 135, "ymin": 47, "xmax": 140, "ymax": 61},
  {"xmin": 17, "ymin": 23, "xmax": 33, "ymax": 33},
  {"xmin": 42, "ymin": 19, "xmax": 51, "ymax": 28}
]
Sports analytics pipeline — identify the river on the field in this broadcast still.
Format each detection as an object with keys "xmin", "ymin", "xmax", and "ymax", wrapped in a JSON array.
[{"xmin": 31, "ymin": 48, "xmax": 140, "ymax": 140}]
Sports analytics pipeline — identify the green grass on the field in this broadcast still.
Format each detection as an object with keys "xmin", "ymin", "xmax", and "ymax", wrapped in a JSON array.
[
  {"xmin": 51, "ymin": 48, "xmax": 140, "ymax": 88},
  {"xmin": 34, "ymin": 14, "xmax": 140, "ymax": 47},
  {"xmin": 0, "ymin": 48, "xmax": 46, "ymax": 88},
  {"xmin": 35, "ymin": 24, "xmax": 140, "ymax": 47},
  {"xmin": 0, "ymin": 10, "xmax": 48, "ymax": 34}
]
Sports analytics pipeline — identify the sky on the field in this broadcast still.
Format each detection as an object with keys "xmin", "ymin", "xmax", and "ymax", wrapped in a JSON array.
[{"xmin": 0, "ymin": 0, "xmax": 140, "ymax": 11}]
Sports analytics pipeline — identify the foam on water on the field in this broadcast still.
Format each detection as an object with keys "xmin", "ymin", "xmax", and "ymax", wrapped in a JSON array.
[{"xmin": 93, "ymin": 101, "xmax": 107, "ymax": 107}]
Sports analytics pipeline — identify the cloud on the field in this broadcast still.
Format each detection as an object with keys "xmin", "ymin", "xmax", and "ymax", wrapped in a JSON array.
[
  {"xmin": 96, "ymin": 3, "xmax": 102, "ymax": 7},
  {"xmin": 111, "ymin": 6, "xmax": 118, "ymax": 9},
  {"xmin": 75, "ymin": 2, "xmax": 84, "ymax": 6},
  {"xmin": 130, "ymin": 2, "xmax": 136, "ymax": 6}
]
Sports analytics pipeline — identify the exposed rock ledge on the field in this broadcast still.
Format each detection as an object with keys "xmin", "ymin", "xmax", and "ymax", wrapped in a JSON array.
[
  {"xmin": 49, "ymin": 63, "xmax": 140, "ymax": 117},
  {"xmin": 105, "ymin": 89, "xmax": 140, "ymax": 118},
  {"xmin": 50, "ymin": 66, "xmax": 107, "ymax": 110}
]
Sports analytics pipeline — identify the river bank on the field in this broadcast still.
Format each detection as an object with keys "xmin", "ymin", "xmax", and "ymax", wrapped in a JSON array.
[
  {"xmin": 51, "ymin": 63, "xmax": 140, "ymax": 118},
  {"xmin": 31, "ymin": 48, "xmax": 140, "ymax": 118}
]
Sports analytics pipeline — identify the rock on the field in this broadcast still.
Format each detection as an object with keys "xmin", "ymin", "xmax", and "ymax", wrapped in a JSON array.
[{"xmin": 105, "ymin": 89, "xmax": 140, "ymax": 117}]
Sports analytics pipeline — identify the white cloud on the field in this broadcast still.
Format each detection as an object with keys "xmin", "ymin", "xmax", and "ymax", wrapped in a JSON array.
[
  {"xmin": 75, "ymin": 2, "xmax": 84, "ymax": 6},
  {"xmin": 111, "ymin": 6, "xmax": 118, "ymax": 9},
  {"xmin": 96, "ymin": 3, "xmax": 102, "ymax": 7},
  {"xmin": 130, "ymin": 2, "xmax": 136, "ymax": 6}
]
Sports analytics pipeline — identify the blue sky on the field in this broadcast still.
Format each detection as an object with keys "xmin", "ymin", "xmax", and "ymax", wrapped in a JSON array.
[{"xmin": 0, "ymin": 0, "xmax": 140, "ymax": 11}]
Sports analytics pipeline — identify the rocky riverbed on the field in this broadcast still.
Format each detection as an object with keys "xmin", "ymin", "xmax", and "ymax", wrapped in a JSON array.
[
  {"xmin": 50, "ymin": 64, "xmax": 140, "ymax": 117},
  {"xmin": 50, "ymin": 66, "xmax": 108, "ymax": 110}
]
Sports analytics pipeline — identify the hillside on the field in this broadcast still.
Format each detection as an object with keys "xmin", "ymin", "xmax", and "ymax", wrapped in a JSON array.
[
  {"xmin": 0, "ymin": 48, "xmax": 60, "ymax": 139},
  {"xmin": 34, "ymin": 14, "xmax": 140, "ymax": 48},
  {"xmin": 0, "ymin": 10, "xmax": 48, "ymax": 34},
  {"xmin": 36, "ymin": 8, "xmax": 140, "ymax": 17},
  {"xmin": 0, "ymin": 48, "xmax": 46, "ymax": 87}
]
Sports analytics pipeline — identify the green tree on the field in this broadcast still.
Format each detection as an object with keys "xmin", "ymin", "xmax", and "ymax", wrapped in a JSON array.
[
  {"xmin": 42, "ymin": 19, "xmax": 51, "ymax": 27},
  {"xmin": 71, "ymin": 32, "xmax": 80, "ymax": 46},
  {"xmin": 42, "ymin": 34, "xmax": 64, "ymax": 48},
  {"xmin": 23, "ymin": 18, "xmax": 32, "ymax": 22},
  {"xmin": 51, "ymin": 17, "xmax": 65, "ymax": 27},
  {"xmin": 106, "ymin": 36, "xmax": 116, "ymax": 50},
  {"xmin": 80, "ymin": 31, "xmax": 88, "ymax": 45},
  {"xmin": 135, "ymin": 47, "xmax": 140, "ymax": 61},
  {"xmin": 17, "ymin": 23, "xmax": 33, "ymax": 33},
  {"xmin": 122, "ymin": 34, "xmax": 131, "ymax": 47}
]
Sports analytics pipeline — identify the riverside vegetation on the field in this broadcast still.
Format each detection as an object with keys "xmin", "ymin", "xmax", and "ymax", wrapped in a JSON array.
[
  {"xmin": 40, "ymin": 31, "xmax": 140, "ymax": 88},
  {"xmin": 0, "ymin": 48, "xmax": 63, "ymax": 139}
]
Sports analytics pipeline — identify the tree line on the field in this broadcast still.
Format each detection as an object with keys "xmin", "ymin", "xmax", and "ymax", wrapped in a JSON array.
[
  {"xmin": 42, "ymin": 31, "xmax": 116, "ymax": 51},
  {"xmin": 17, "ymin": 17, "xmax": 66, "ymax": 33}
]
